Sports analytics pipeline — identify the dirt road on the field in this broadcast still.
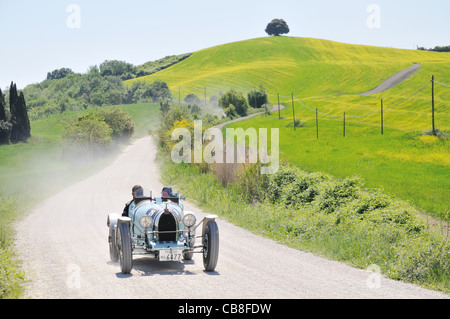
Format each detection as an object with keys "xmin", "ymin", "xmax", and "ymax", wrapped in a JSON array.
[
  {"xmin": 361, "ymin": 64, "xmax": 421, "ymax": 95},
  {"xmin": 15, "ymin": 137, "xmax": 448, "ymax": 299}
]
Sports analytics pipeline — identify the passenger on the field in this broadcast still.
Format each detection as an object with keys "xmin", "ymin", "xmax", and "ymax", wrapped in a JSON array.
[
  {"xmin": 122, "ymin": 185, "xmax": 144, "ymax": 217},
  {"xmin": 162, "ymin": 186, "xmax": 173, "ymax": 197}
]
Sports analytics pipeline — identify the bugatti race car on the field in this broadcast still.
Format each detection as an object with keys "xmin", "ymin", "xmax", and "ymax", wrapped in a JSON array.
[{"xmin": 107, "ymin": 187, "xmax": 219, "ymax": 274}]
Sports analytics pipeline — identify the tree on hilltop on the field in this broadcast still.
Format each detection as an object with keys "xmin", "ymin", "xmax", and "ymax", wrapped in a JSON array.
[{"xmin": 265, "ymin": 19, "xmax": 290, "ymax": 36}]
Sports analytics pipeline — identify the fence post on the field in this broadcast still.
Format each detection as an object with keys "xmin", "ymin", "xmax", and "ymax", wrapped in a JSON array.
[
  {"xmin": 316, "ymin": 108, "xmax": 319, "ymax": 139},
  {"xmin": 278, "ymin": 93, "xmax": 280, "ymax": 120},
  {"xmin": 432, "ymin": 75, "xmax": 436, "ymax": 135},
  {"xmin": 381, "ymin": 99, "xmax": 384, "ymax": 135},
  {"xmin": 343, "ymin": 112, "xmax": 346, "ymax": 137},
  {"xmin": 292, "ymin": 93, "xmax": 296, "ymax": 131}
]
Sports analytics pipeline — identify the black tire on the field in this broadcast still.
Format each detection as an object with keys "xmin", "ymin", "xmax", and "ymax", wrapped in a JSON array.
[
  {"xmin": 109, "ymin": 228, "xmax": 119, "ymax": 262},
  {"xmin": 118, "ymin": 222, "xmax": 133, "ymax": 274},
  {"xmin": 203, "ymin": 221, "xmax": 219, "ymax": 272}
]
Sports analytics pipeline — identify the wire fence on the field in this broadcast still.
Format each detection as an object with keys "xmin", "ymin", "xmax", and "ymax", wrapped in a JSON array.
[
  {"xmin": 256, "ymin": 76, "xmax": 449, "ymax": 136},
  {"xmin": 176, "ymin": 76, "xmax": 449, "ymax": 137}
]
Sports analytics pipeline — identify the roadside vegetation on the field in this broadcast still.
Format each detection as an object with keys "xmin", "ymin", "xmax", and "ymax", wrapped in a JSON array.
[
  {"xmin": 0, "ymin": 103, "xmax": 159, "ymax": 298},
  {"xmin": 226, "ymin": 108, "xmax": 449, "ymax": 220},
  {"xmin": 155, "ymin": 105, "xmax": 449, "ymax": 293},
  {"xmin": 1, "ymin": 36, "xmax": 449, "ymax": 297}
]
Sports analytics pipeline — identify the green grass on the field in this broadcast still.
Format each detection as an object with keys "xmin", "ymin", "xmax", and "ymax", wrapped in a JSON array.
[
  {"xmin": 160, "ymin": 157, "xmax": 450, "ymax": 293},
  {"xmin": 127, "ymin": 36, "xmax": 450, "ymax": 132},
  {"xmin": 225, "ymin": 109, "xmax": 449, "ymax": 220},
  {"xmin": 125, "ymin": 36, "xmax": 449, "ymax": 220},
  {"xmin": 0, "ymin": 102, "xmax": 160, "ymax": 298}
]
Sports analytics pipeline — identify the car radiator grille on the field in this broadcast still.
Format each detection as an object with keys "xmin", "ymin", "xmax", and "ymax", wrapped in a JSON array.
[{"xmin": 158, "ymin": 212, "xmax": 177, "ymax": 242}]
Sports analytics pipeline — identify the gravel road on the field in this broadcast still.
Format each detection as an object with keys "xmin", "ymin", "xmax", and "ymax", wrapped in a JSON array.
[
  {"xmin": 15, "ymin": 136, "xmax": 448, "ymax": 299},
  {"xmin": 361, "ymin": 64, "xmax": 421, "ymax": 95}
]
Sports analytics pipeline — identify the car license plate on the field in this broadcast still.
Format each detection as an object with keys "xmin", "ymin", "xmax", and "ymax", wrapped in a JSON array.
[{"xmin": 159, "ymin": 249, "xmax": 183, "ymax": 261}]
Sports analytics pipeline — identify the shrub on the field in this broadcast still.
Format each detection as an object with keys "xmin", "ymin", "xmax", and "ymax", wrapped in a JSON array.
[
  {"xmin": 247, "ymin": 86, "xmax": 268, "ymax": 108},
  {"xmin": 286, "ymin": 119, "xmax": 305, "ymax": 128},
  {"xmin": 63, "ymin": 113, "xmax": 113, "ymax": 147},
  {"xmin": 0, "ymin": 120, "xmax": 12, "ymax": 145},
  {"xmin": 95, "ymin": 107, "xmax": 134, "ymax": 143},
  {"xmin": 218, "ymin": 90, "xmax": 248, "ymax": 116},
  {"xmin": 420, "ymin": 127, "xmax": 449, "ymax": 140},
  {"xmin": 224, "ymin": 104, "xmax": 237, "ymax": 119}
]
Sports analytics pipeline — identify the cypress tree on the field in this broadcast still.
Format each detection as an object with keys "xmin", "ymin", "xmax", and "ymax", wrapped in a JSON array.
[
  {"xmin": 9, "ymin": 82, "xmax": 19, "ymax": 143},
  {"xmin": 0, "ymin": 88, "xmax": 12, "ymax": 144},
  {"xmin": 16, "ymin": 92, "xmax": 31, "ymax": 140},
  {"xmin": 0, "ymin": 88, "xmax": 6, "ymax": 121},
  {"xmin": 9, "ymin": 82, "xmax": 31, "ymax": 143},
  {"xmin": 9, "ymin": 82, "xmax": 17, "ymax": 115}
]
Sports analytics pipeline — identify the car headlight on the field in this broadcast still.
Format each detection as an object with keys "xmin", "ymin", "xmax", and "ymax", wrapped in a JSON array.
[
  {"xmin": 182, "ymin": 213, "xmax": 196, "ymax": 228},
  {"xmin": 139, "ymin": 215, "xmax": 153, "ymax": 228}
]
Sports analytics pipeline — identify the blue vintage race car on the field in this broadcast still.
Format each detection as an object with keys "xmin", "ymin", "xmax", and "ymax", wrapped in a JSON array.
[{"xmin": 107, "ymin": 187, "xmax": 219, "ymax": 274}]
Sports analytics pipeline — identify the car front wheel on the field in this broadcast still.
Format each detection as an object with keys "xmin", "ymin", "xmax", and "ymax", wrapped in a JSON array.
[
  {"xmin": 118, "ymin": 222, "xmax": 133, "ymax": 274},
  {"xmin": 203, "ymin": 221, "xmax": 219, "ymax": 272},
  {"xmin": 109, "ymin": 228, "xmax": 119, "ymax": 262}
]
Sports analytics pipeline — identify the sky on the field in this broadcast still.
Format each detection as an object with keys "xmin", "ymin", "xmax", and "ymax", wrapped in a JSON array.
[{"xmin": 0, "ymin": 0, "xmax": 449, "ymax": 89}]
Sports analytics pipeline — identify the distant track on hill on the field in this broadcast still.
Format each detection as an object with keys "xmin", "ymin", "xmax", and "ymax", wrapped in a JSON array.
[
  {"xmin": 216, "ymin": 104, "xmax": 285, "ymax": 130},
  {"xmin": 360, "ymin": 64, "xmax": 421, "ymax": 95}
]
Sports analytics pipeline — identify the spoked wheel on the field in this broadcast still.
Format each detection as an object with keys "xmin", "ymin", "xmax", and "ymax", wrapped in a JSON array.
[
  {"xmin": 118, "ymin": 222, "xmax": 133, "ymax": 274},
  {"xmin": 109, "ymin": 227, "xmax": 119, "ymax": 262},
  {"xmin": 203, "ymin": 221, "xmax": 219, "ymax": 272}
]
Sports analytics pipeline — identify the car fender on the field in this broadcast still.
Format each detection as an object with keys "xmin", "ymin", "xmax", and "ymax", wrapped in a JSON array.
[
  {"xmin": 107, "ymin": 213, "xmax": 120, "ymax": 230},
  {"xmin": 202, "ymin": 214, "xmax": 218, "ymax": 236}
]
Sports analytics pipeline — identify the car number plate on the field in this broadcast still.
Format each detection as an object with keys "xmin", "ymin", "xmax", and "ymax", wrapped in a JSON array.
[{"xmin": 159, "ymin": 249, "xmax": 183, "ymax": 261}]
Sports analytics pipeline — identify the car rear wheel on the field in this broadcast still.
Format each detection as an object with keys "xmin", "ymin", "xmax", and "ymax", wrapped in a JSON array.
[
  {"xmin": 109, "ymin": 228, "xmax": 119, "ymax": 262},
  {"xmin": 118, "ymin": 222, "xmax": 133, "ymax": 274},
  {"xmin": 203, "ymin": 221, "xmax": 219, "ymax": 272}
]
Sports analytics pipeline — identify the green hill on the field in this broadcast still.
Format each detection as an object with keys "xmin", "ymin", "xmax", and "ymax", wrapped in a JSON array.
[
  {"xmin": 127, "ymin": 36, "xmax": 449, "ymax": 218},
  {"xmin": 127, "ymin": 36, "xmax": 450, "ymax": 131}
]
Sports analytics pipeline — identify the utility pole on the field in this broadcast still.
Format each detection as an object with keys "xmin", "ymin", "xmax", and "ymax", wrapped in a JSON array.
[
  {"xmin": 432, "ymin": 75, "xmax": 436, "ymax": 135},
  {"xmin": 291, "ymin": 93, "xmax": 296, "ymax": 131},
  {"xmin": 316, "ymin": 108, "xmax": 319, "ymax": 139},
  {"xmin": 277, "ymin": 94, "xmax": 280, "ymax": 119},
  {"xmin": 343, "ymin": 112, "xmax": 346, "ymax": 138},
  {"xmin": 381, "ymin": 99, "xmax": 384, "ymax": 135}
]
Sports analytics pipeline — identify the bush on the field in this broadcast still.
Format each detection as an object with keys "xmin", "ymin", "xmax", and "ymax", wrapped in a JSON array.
[
  {"xmin": 0, "ymin": 120, "xmax": 12, "ymax": 145},
  {"xmin": 218, "ymin": 90, "xmax": 248, "ymax": 116},
  {"xmin": 223, "ymin": 104, "xmax": 237, "ymax": 119},
  {"xmin": 95, "ymin": 107, "xmax": 134, "ymax": 143},
  {"xmin": 420, "ymin": 127, "xmax": 449, "ymax": 140},
  {"xmin": 63, "ymin": 113, "xmax": 113, "ymax": 147},
  {"xmin": 161, "ymin": 160, "xmax": 450, "ymax": 292},
  {"xmin": 247, "ymin": 86, "xmax": 268, "ymax": 108},
  {"xmin": 286, "ymin": 119, "xmax": 306, "ymax": 128}
]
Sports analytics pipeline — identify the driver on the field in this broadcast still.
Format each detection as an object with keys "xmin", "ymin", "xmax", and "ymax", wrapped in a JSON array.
[{"xmin": 122, "ymin": 185, "xmax": 144, "ymax": 217}]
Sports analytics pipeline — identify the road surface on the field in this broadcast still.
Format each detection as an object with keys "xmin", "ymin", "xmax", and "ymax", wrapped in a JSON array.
[
  {"xmin": 15, "ymin": 137, "xmax": 448, "ymax": 299},
  {"xmin": 361, "ymin": 64, "xmax": 421, "ymax": 95}
]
